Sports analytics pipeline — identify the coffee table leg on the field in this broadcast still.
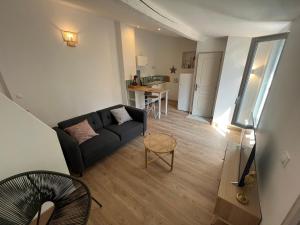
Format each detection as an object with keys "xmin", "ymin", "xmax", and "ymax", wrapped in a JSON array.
[
  {"xmin": 145, "ymin": 148, "xmax": 148, "ymax": 168},
  {"xmin": 171, "ymin": 150, "xmax": 174, "ymax": 171}
]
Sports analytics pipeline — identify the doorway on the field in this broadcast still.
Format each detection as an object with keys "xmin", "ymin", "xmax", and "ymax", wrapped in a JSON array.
[
  {"xmin": 191, "ymin": 52, "xmax": 223, "ymax": 119},
  {"xmin": 232, "ymin": 33, "xmax": 288, "ymax": 129}
]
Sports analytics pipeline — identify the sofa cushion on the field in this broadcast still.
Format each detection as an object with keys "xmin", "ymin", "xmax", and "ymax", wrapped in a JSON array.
[
  {"xmin": 64, "ymin": 119, "xmax": 98, "ymax": 144},
  {"xmin": 79, "ymin": 129, "xmax": 121, "ymax": 166},
  {"xmin": 97, "ymin": 105, "xmax": 123, "ymax": 127},
  {"xmin": 58, "ymin": 112, "xmax": 103, "ymax": 131},
  {"xmin": 105, "ymin": 121, "xmax": 143, "ymax": 143},
  {"xmin": 110, "ymin": 107, "xmax": 132, "ymax": 125}
]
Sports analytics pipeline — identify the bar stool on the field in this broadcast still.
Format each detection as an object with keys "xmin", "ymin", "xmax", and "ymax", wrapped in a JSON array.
[{"xmin": 145, "ymin": 93, "xmax": 159, "ymax": 119}]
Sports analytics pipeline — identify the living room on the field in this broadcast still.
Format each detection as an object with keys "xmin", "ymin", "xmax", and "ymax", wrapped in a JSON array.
[{"xmin": 1, "ymin": 1, "xmax": 300, "ymax": 225}]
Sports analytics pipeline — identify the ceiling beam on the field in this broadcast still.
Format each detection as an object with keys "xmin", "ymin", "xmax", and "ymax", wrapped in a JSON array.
[{"xmin": 120, "ymin": 0, "xmax": 206, "ymax": 41}]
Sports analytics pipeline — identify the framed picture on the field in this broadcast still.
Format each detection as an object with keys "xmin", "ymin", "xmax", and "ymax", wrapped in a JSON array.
[{"xmin": 182, "ymin": 51, "xmax": 196, "ymax": 69}]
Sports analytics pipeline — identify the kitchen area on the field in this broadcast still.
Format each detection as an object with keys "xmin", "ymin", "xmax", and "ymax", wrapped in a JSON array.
[
  {"xmin": 126, "ymin": 28, "xmax": 197, "ymax": 119},
  {"xmin": 127, "ymin": 74, "xmax": 170, "ymax": 119}
]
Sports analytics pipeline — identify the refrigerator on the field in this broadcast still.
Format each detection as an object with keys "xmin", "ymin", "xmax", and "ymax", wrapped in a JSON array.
[{"xmin": 178, "ymin": 73, "xmax": 193, "ymax": 111}]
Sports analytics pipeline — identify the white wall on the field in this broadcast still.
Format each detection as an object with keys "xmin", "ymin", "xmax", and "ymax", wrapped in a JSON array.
[
  {"xmin": 212, "ymin": 37, "xmax": 251, "ymax": 128},
  {"xmin": 114, "ymin": 22, "xmax": 137, "ymax": 104},
  {"xmin": 0, "ymin": 93, "xmax": 69, "ymax": 180},
  {"xmin": 0, "ymin": 0, "xmax": 123, "ymax": 126},
  {"xmin": 256, "ymin": 17, "xmax": 300, "ymax": 225},
  {"xmin": 0, "ymin": 80, "xmax": 5, "ymax": 95},
  {"xmin": 135, "ymin": 29, "xmax": 196, "ymax": 78},
  {"xmin": 196, "ymin": 37, "xmax": 228, "ymax": 53},
  {"xmin": 120, "ymin": 24, "xmax": 137, "ymax": 81},
  {"xmin": 135, "ymin": 29, "xmax": 196, "ymax": 100}
]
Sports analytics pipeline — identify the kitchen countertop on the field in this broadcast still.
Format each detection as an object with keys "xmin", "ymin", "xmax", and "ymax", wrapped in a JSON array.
[
  {"xmin": 128, "ymin": 85, "xmax": 168, "ymax": 93},
  {"xmin": 143, "ymin": 81, "xmax": 167, "ymax": 86}
]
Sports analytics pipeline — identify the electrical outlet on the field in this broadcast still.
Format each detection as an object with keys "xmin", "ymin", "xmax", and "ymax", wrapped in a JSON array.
[{"xmin": 280, "ymin": 151, "xmax": 290, "ymax": 168}]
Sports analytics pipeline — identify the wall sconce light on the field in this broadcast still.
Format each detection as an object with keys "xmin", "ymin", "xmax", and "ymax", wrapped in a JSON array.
[{"xmin": 61, "ymin": 30, "xmax": 78, "ymax": 47}]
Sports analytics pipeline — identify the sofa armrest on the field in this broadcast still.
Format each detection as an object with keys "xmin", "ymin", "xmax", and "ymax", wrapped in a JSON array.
[
  {"xmin": 53, "ymin": 127, "xmax": 85, "ymax": 175},
  {"xmin": 125, "ymin": 105, "xmax": 147, "ymax": 133}
]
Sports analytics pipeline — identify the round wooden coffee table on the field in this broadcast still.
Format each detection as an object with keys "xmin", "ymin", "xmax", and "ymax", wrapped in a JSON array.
[{"xmin": 144, "ymin": 133, "xmax": 177, "ymax": 171}]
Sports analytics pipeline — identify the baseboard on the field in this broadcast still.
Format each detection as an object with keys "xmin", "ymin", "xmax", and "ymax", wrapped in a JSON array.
[
  {"xmin": 211, "ymin": 121, "xmax": 242, "ymax": 132},
  {"xmin": 227, "ymin": 124, "xmax": 242, "ymax": 131}
]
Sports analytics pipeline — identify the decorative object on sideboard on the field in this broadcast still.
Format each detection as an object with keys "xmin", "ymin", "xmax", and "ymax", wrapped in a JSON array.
[
  {"xmin": 170, "ymin": 66, "xmax": 177, "ymax": 74},
  {"xmin": 61, "ymin": 30, "xmax": 78, "ymax": 47},
  {"xmin": 236, "ymin": 171, "xmax": 257, "ymax": 205},
  {"xmin": 182, "ymin": 51, "xmax": 196, "ymax": 69},
  {"xmin": 236, "ymin": 191, "xmax": 249, "ymax": 205}
]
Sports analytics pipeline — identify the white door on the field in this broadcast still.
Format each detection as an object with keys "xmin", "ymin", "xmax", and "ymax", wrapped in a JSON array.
[
  {"xmin": 192, "ymin": 52, "xmax": 222, "ymax": 117},
  {"xmin": 166, "ymin": 82, "xmax": 178, "ymax": 101}
]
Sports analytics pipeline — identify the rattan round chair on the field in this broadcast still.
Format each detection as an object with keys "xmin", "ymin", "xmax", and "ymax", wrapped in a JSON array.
[{"xmin": 0, "ymin": 171, "xmax": 93, "ymax": 225}]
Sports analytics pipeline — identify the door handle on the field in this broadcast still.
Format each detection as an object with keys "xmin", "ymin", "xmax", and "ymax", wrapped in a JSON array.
[{"xmin": 194, "ymin": 83, "xmax": 198, "ymax": 91}]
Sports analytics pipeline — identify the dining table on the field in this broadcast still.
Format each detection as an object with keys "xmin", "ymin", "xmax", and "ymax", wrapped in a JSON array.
[{"xmin": 127, "ymin": 85, "xmax": 169, "ymax": 119}]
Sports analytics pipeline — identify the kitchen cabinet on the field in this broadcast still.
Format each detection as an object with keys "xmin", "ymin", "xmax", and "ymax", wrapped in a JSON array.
[
  {"xmin": 166, "ymin": 82, "xmax": 179, "ymax": 101},
  {"xmin": 149, "ymin": 82, "xmax": 179, "ymax": 100}
]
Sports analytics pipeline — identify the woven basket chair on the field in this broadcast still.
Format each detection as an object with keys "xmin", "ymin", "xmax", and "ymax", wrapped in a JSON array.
[{"xmin": 0, "ymin": 171, "xmax": 92, "ymax": 225}]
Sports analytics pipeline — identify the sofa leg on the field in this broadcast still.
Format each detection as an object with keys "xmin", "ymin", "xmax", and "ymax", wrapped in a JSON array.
[
  {"xmin": 71, "ymin": 172, "xmax": 83, "ymax": 178},
  {"xmin": 92, "ymin": 196, "xmax": 103, "ymax": 208}
]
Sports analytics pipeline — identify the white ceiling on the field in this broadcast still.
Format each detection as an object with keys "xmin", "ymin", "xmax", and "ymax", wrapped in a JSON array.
[
  {"xmin": 154, "ymin": 0, "xmax": 300, "ymax": 21},
  {"xmin": 147, "ymin": 0, "xmax": 300, "ymax": 37},
  {"xmin": 58, "ymin": 0, "xmax": 181, "ymax": 37},
  {"xmin": 59, "ymin": 0, "xmax": 300, "ymax": 40}
]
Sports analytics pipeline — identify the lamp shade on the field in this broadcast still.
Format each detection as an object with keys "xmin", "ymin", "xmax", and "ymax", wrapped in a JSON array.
[{"xmin": 62, "ymin": 31, "xmax": 78, "ymax": 47}]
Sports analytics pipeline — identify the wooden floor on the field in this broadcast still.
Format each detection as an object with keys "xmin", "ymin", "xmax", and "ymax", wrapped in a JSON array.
[{"xmin": 84, "ymin": 102, "xmax": 240, "ymax": 225}]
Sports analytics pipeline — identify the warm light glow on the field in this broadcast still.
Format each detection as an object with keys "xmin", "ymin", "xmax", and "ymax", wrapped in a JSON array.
[
  {"xmin": 213, "ymin": 108, "xmax": 232, "ymax": 130},
  {"xmin": 61, "ymin": 31, "xmax": 78, "ymax": 47},
  {"xmin": 157, "ymin": 28, "xmax": 161, "ymax": 31},
  {"xmin": 246, "ymin": 131, "xmax": 255, "ymax": 145},
  {"xmin": 212, "ymin": 123, "xmax": 230, "ymax": 137},
  {"xmin": 250, "ymin": 73, "xmax": 256, "ymax": 79}
]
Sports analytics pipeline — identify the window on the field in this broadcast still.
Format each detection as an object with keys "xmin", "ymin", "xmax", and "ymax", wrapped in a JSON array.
[{"xmin": 232, "ymin": 33, "xmax": 288, "ymax": 129}]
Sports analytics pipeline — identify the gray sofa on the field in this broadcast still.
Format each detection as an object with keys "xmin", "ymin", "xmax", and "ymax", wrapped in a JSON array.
[{"xmin": 54, "ymin": 105, "xmax": 147, "ymax": 176}]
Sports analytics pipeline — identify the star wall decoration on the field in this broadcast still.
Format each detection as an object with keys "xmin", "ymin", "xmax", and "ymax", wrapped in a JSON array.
[{"xmin": 170, "ymin": 66, "xmax": 177, "ymax": 74}]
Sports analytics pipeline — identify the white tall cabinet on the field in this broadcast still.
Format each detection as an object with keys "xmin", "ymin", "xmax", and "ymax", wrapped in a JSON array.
[{"xmin": 178, "ymin": 73, "xmax": 193, "ymax": 111}]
